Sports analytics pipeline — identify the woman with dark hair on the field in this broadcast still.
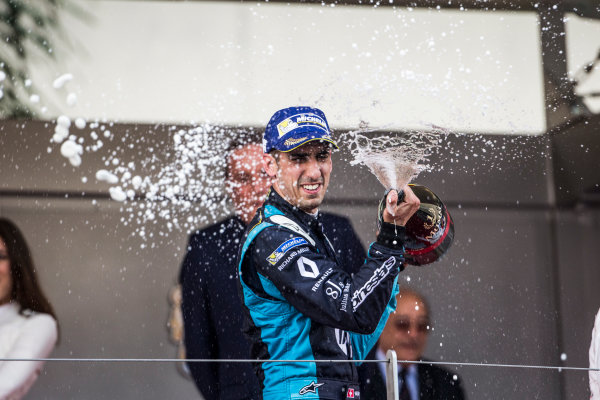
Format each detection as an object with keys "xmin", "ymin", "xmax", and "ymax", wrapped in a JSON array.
[{"xmin": 0, "ymin": 218, "xmax": 58, "ymax": 400}]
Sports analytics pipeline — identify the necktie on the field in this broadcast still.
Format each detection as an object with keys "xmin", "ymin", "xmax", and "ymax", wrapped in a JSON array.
[{"xmin": 399, "ymin": 367, "xmax": 411, "ymax": 400}]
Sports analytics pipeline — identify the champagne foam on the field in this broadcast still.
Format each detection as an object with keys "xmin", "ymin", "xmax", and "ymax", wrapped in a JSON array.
[{"xmin": 340, "ymin": 126, "xmax": 446, "ymax": 190}]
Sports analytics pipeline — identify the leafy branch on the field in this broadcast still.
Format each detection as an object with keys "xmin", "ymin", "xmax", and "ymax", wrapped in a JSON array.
[{"xmin": 0, "ymin": 0, "xmax": 76, "ymax": 119}]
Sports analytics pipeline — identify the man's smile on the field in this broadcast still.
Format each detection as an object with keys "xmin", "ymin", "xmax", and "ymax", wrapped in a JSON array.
[{"xmin": 300, "ymin": 181, "xmax": 323, "ymax": 195}]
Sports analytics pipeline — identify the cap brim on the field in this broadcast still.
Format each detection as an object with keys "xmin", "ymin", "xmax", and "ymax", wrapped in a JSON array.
[{"xmin": 279, "ymin": 137, "xmax": 339, "ymax": 152}]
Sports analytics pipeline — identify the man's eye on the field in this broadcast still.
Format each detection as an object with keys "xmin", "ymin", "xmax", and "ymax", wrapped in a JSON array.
[
  {"xmin": 317, "ymin": 153, "xmax": 330, "ymax": 161},
  {"xmin": 395, "ymin": 320, "xmax": 410, "ymax": 331}
]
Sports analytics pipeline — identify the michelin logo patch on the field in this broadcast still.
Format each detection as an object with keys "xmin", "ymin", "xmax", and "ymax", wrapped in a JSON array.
[
  {"xmin": 277, "ymin": 113, "xmax": 328, "ymax": 138},
  {"xmin": 267, "ymin": 237, "xmax": 308, "ymax": 265}
]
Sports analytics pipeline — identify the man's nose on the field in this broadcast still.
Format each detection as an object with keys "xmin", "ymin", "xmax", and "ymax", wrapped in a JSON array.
[
  {"xmin": 406, "ymin": 326, "xmax": 423, "ymax": 339},
  {"xmin": 304, "ymin": 157, "xmax": 322, "ymax": 179}
]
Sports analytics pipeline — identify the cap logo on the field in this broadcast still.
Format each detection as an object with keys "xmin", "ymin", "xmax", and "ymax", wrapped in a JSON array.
[
  {"xmin": 277, "ymin": 118, "xmax": 299, "ymax": 137},
  {"xmin": 277, "ymin": 113, "xmax": 327, "ymax": 138},
  {"xmin": 284, "ymin": 137, "xmax": 307, "ymax": 146}
]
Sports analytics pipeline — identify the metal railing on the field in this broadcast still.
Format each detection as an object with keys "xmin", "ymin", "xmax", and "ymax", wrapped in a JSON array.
[{"xmin": 2, "ymin": 352, "xmax": 599, "ymax": 399}]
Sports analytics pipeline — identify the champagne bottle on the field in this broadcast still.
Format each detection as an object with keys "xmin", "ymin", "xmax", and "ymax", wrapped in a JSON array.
[{"xmin": 403, "ymin": 184, "xmax": 454, "ymax": 266}]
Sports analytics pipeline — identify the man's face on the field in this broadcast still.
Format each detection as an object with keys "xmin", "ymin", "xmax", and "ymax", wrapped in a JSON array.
[
  {"xmin": 227, "ymin": 144, "xmax": 272, "ymax": 225},
  {"xmin": 378, "ymin": 293, "xmax": 430, "ymax": 363},
  {"xmin": 264, "ymin": 142, "xmax": 332, "ymax": 214}
]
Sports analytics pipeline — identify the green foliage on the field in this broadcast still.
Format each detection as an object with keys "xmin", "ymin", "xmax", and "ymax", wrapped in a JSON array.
[{"xmin": 0, "ymin": 0, "xmax": 66, "ymax": 119}]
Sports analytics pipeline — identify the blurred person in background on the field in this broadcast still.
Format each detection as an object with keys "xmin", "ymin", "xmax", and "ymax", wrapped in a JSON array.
[
  {"xmin": 0, "ymin": 218, "xmax": 59, "ymax": 400},
  {"xmin": 179, "ymin": 137, "xmax": 366, "ymax": 399},
  {"xmin": 590, "ymin": 307, "xmax": 600, "ymax": 399},
  {"xmin": 359, "ymin": 287, "xmax": 465, "ymax": 400}
]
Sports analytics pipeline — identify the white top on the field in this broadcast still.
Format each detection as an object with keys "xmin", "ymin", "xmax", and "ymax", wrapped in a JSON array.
[
  {"xmin": 0, "ymin": 303, "xmax": 58, "ymax": 400},
  {"xmin": 591, "ymin": 308, "xmax": 600, "ymax": 400}
]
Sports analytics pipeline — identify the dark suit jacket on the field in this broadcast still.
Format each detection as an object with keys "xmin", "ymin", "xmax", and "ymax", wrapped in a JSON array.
[
  {"xmin": 358, "ymin": 348, "xmax": 466, "ymax": 400},
  {"xmin": 179, "ymin": 213, "xmax": 366, "ymax": 400}
]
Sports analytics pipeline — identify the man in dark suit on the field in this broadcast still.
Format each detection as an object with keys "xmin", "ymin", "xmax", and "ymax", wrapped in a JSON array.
[
  {"xmin": 179, "ymin": 140, "xmax": 366, "ymax": 399},
  {"xmin": 358, "ymin": 288, "xmax": 465, "ymax": 400}
]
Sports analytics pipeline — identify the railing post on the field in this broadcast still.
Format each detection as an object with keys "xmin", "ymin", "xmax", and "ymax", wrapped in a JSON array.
[{"xmin": 386, "ymin": 349, "xmax": 399, "ymax": 400}]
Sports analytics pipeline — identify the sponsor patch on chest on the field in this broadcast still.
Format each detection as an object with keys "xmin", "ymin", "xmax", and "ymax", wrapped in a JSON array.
[
  {"xmin": 277, "ymin": 247, "xmax": 309, "ymax": 271},
  {"xmin": 266, "ymin": 237, "xmax": 308, "ymax": 265}
]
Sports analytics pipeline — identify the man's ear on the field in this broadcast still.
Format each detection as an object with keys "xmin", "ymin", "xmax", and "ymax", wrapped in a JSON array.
[{"xmin": 263, "ymin": 153, "xmax": 277, "ymax": 177}]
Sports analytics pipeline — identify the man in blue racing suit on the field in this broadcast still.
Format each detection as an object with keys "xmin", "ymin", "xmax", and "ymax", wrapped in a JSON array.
[{"xmin": 237, "ymin": 106, "xmax": 420, "ymax": 400}]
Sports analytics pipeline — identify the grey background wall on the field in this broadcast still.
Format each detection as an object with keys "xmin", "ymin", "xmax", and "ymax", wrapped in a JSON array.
[{"xmin": 1, "ymin": 116, "xmax": 599, "ymax": 399}]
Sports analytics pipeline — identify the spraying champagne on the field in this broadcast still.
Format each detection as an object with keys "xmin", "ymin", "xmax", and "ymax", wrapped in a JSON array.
[{"xmin": 343, "ymin": 128, "xmax": 454, "ymax": 265}]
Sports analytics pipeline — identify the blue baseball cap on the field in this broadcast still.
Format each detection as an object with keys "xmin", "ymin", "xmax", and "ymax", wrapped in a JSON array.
[{"xmin": 263, "ymin": 106, "xmax": 338, "ymax": 153}]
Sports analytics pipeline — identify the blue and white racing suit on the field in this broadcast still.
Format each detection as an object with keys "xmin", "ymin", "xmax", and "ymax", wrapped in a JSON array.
[{"xmin": 238, "ymin": 189, "xmax": 406, "ymax": 400}]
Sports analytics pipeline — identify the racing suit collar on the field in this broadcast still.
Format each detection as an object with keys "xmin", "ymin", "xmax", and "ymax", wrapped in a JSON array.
[{"xmin": 264, "ymin": 187, "xmax": 340, "ymax": 267}]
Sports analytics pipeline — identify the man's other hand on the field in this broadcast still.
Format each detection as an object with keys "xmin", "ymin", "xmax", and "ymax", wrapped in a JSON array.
[{"xmin": 382, "ymin": 185, "xmax": 420, "ymax": 226}]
